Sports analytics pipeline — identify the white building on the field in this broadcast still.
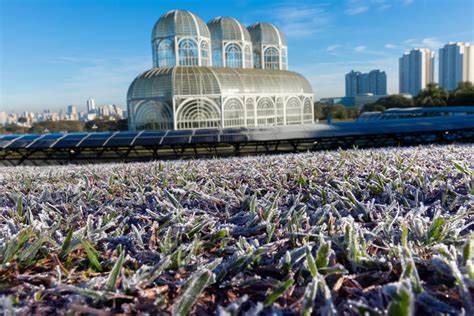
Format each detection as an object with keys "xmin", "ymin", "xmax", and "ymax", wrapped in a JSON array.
[
  {"xmin": 0, "ymin": 112, "xmax": 7, "ymax": 126},
  {"xmin": 129, "ymin": 10, "xmax": 313, "ymax": 131},
  {"xmin": 86, "ymin": 98, "xmax": 96, "ymax": 113},
  {"xmin": 439, "ymin": 42, "xmax": 474, "ymax": 91},
  {"xmin": 399, "ymin": 48, "xmax": 435, "ymax": 96}
]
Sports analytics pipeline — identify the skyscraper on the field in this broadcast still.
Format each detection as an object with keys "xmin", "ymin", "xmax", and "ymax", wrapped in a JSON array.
[
  {"xmin": 399, "ymin": 48, "xmax": 435, "ymax": 96},
  {"xmin": 87, "ymin": 98, "xmax": 96, "ymax": 113},
  {"xmin": 345, "ymin": 70, "xmax": 361, "ymax": 97},
  {"xmin": 439, "ymin": 42, "xmax": 473, "ymax": 91},
  {"xmin": 345, "ymin": 70, "xmax": 387, "ymax": 97}
]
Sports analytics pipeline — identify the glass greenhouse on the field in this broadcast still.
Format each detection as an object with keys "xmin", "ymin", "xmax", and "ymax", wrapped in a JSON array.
[{"xmin": 128, "ymin": 10, "xmax": 314, "ymax": 131}]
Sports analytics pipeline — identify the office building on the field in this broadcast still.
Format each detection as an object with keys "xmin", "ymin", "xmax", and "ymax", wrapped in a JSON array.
[
  {"xmin": 345, "ymin": 70, "xmax": 387, "ymax": 97},
  {"xmin": 439, "ymin": 42, "xmax": 473, "ymax": 91},
  {"xmin": 399, "ymin": 48, "xmax": 435, "ymax": 96}
]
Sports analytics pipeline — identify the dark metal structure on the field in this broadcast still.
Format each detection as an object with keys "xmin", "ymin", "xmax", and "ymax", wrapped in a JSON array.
[{"xmin": 1, "ymin": 115, "xmax": 474, "ymax": 166}]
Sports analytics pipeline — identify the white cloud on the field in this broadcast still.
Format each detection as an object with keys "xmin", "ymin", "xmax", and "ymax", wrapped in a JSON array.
[
  {"xmin": 385, "ymin": 43, "xmax": 398, "ymax": 49},
  {"xmin": 403, "ymin": 37, "xmax": 443, "ymax": 50},
  {"xmin": 345, "ymin": 5, "xmax": 369, "ymax": 15},
  {"xmin": 354, "ymin": 45, "xmax": 367, "ymax": 52},
  {"xmin": 345, "ymin": 0, "xmax": 414, "ymax": 15},
  {"xmin": 420, "ymin": 37, "xmax": 443, "ymax": 49},
  {"xmin": 260, "ymin": 3, "xmax": 331, "ymax": 38},
  {"xmin": 326, "ymin": 44, "xmax": 340, "ymax": 52}
]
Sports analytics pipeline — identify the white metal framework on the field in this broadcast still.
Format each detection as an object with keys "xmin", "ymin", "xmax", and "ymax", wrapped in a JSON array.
[
  {"xmin": 128, "ymin": 67, "xmax": 314, "ymax": 130},
  {"xmin": 129, "ymin": 10, "xmax": 314, "ymax": 131}
]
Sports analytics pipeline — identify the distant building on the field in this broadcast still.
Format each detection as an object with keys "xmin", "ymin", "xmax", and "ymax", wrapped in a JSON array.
[
  {"xmin": 399, "ymin": 48, "xmax": 435, "ymax": 96},
  {"xmin": 67, "ymin": 105, "xmax": 77, "ymax": 115},
  {"xmin": 0, "ymin": 112, "xmax": 7, "ymax": 126},
  {"xmin": 439, "ymin": 42, "xmax": 474, "ymax": 91},
  {"xmin": 320, "ymin": 97, "xmax": 355, "ymax": 107},
  {"xmin": 345, "ymin": 70, "xmax": 387, "ymax": 97},
  {"xmin": 345, "ymin": 71, "xmax": 360, "ymax": 98},
  {"xmin": 353, "ymin": 93, "xmax": 386, "ymax": 107},
  {"xmin": 86, "ymin": 98, "xmax": 96, "ymax": 113}
]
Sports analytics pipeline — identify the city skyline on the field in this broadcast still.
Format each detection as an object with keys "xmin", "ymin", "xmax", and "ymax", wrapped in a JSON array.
[{"xmin": 1, "ymin": 0, "xmax": 473, "ymax": 112}]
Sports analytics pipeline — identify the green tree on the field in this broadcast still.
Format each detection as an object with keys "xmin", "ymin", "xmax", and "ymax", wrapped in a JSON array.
[
  {"xmin": 448, "ymin": 81, "xmax": 474, "ymax": 106},
  {"xmin": 414, "ymin": 83, "xmax": 449, "ymax": 107},
  {"xmin": 29, "ymin": 120, "xmax": 85, "ymax": 133},
  {"xmin": 363, "ymin": 95, "xmax": 414, "ymax": 112}
]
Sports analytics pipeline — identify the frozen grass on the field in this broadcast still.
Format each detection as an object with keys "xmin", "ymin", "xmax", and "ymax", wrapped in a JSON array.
[{"xmin": 0, "ymin": 144, "xmax": 473, "ymax": 315}]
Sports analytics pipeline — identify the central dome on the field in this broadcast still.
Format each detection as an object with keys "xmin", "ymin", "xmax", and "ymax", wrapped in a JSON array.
[
  {"xmin": 152, "ymin": 10, "xmax": 210, "ymax": 40},
  {"xmin": 207, "ymin": 17, "xmax": 251, "ymax": 42}
]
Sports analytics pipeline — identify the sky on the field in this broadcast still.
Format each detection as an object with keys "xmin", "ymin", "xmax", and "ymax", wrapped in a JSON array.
[{"xmin": 0, "ymin": 0, "xmax": 473, "ymax": 112}]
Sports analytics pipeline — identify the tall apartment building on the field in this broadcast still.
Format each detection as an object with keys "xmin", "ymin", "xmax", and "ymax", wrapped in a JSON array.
[
  {"xmin": 399, "ymin": 48, "xmax": 435, "ymax": 96},
  {"xmin": 345, "ymin": 69, "xmax": 387, "ymax": 97},
  {"xmin": 439, "ymin": 42, "xmax": 473, "ymax": 91},
  {"xmin": 86, "ymin": 98, "xmax": 96, "ymax": 113}
]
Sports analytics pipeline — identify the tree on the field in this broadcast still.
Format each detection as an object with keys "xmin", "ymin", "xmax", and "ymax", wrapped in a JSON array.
[
  {"xmin": 29, "ymin": 120, "xmax": 85, "ymax": 133},
  {"xmin": 363, "ymin": 95, "xmax": 414, "ymax": 112},
  {"xmin": 448, "ymin": 81, "xmax": 474, "ymax": 106},
  {"xmin": 414, "ymin": 83, "xmax": 449, "ymax": 107}
]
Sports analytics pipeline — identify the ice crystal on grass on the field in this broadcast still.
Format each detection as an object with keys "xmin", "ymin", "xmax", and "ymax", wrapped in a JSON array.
[{"xmin": 0, "ymin": 144, "xmax": 473, "ymax": 314}]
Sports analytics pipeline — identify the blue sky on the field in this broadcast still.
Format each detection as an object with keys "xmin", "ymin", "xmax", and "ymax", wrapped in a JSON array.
[{"xmin": 1, "ymin": 0, "xmax": 473, "ymax": 112}]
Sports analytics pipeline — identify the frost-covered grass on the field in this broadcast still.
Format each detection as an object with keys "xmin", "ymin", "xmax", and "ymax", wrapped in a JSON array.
[{"xmin": 0, "ymin": 144, "xmax": 473, "ymax": 315}]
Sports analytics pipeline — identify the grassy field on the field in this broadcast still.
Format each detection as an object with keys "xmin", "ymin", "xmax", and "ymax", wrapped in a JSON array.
[{"xmin": 0, "ymin": 145, "xmax": 473, "ymax": 315}]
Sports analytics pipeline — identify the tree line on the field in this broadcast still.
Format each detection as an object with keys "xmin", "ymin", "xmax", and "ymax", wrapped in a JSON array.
[{"xmin": 0, "ymin": 118, "xmax": 128, "ymax": 134}]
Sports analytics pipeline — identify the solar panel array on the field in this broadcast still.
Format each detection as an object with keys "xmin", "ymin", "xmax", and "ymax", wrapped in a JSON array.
[
  {"xmin": 1, "ymin": 114, "xmax": 473, "ymax": 151},
  {"xmin": 0, "ymin": 129, "xmax": 251, "ymax": 150}
]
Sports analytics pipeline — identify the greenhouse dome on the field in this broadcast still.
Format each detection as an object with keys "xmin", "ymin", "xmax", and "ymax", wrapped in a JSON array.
[
  {"xmin": 151, "ymin": 10, "xmax": 211, "ymax": 67},
  {"xmin": 248, "ymin": 22, "xmax": 288, "ymax": 70},
  {"xmin": 207, "ymin": 17, "xmax": 253, "ymax": 68},
  {"xmin": 128, "ymin": 10, "xmax": 314, "ymax": 131}
]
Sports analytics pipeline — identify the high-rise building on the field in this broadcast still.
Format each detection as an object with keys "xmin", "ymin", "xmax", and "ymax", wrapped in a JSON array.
[
  {"xmin": 67, "ymin": 105, "xmax": 77, "ymax": 115},
  {"xmin": 86, "ymin": 98, "xmax": 96, "ymax": 113},
  {"xmin": 439, "ymin": 42, "xmax": 473, "ymax": 91},
  {"xmin": 345, "ymin": 70, "xmax": 361, "ymax": 97},
  {"xmin": 399, "ymin": 48, "xmax": 435, "ymax": 96},
  {"xmin": 345, "ymin": 70, "xmax": 387, "ymax": 97},
  {"xmin": 0, "ymin": 112, "xmax": 7, "ymax": 126}
]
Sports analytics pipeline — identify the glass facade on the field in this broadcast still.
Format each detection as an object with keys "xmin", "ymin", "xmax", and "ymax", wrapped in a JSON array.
[{"xmin": 130, "ymin": 10, "xmax": 313, "ymax": 131}]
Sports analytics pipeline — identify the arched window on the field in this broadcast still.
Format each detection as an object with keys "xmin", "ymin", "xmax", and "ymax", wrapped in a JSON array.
[
  {"xmin": 223, "ymin": 99, "xmax": 245, "ymax": 127},
  {"xmin": 256, "ymin": 98, "xmax": 276, "ymax": 126},
  {"xmin": 201, "ymin": 41, "xmax": 210, "ymax": 66},
  {"xmin": 177, "ymin": 99, "xmax": 221, "ymax": 129},
  {"xmin": 246, "ymin": 98, "xmax": 255, "ymax": 127},
  {"xmin": 264, "ymin": 47, "xmax": 280, "ymax": 70},
  {"xmin": 286, "ymin": 97, "xmax": 302, "ymax": 125},
  {"xmin": 281, "ymin": 48, "xmax": 288, "ymax": 70},
  {"xmin": 179, "ymin": 39, "xmax": 199, "ymax": 66},
  {"xmin": 157, "ymin": 39, "xmax": 175, "ymax": 67},
  {"xmin": 245, "ymin": 46, "xmax": 252, "ymax": 68},
  {"xmin": 253, "ymin": 49, "xmax": 261, "ymax": 69},
  {"xmin": 134, "ymin": 100, "xmax": 173, "ymax": 131},
  {"xmin": 276, "ymin": 97, "xmax": 284, "ymax": 125},
  {"xmin": 225, "ymin": 44, "xmax": 242, "ymax": 68},
  {"xmin": 303, "ymin": 98, "xmax": 313, "ymax": 124}
]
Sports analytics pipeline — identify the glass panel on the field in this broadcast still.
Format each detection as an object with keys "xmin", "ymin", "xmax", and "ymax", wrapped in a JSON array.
[
  {"xmin": 157, "ymin": 38, "xmax": 175, "ymax": 67},
  {"xmin": 225, "ymin": 44, "xmax": 243, "ymax": 68},
  {"xmin": 200, "ymin": 41, "xmax": 210, "ymax": 66},
  {"xmin": 264, "ymin": 47, "xmax": 280, "ymax": 70},
  {"xmin": 178, "ymin": 38, "xmax": 199, "ymax": 66}
]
